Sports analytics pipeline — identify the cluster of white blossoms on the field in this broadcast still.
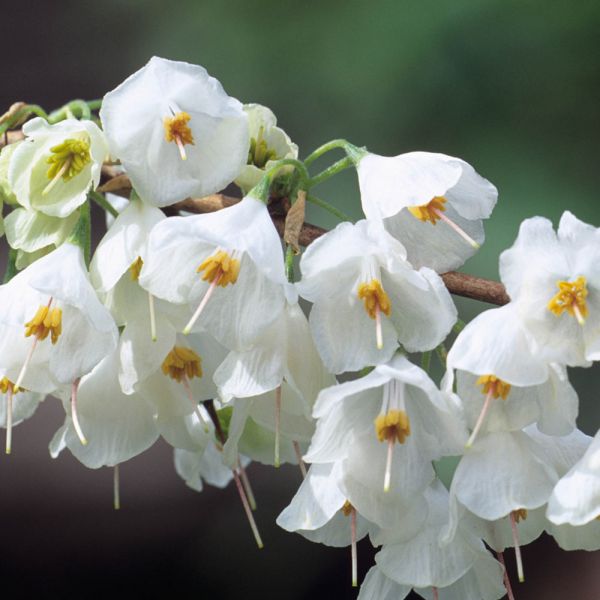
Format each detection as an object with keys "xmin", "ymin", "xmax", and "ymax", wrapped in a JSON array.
[{"xmin": 0, "ymin": 56, "xmax": 598, "ymax": 599}]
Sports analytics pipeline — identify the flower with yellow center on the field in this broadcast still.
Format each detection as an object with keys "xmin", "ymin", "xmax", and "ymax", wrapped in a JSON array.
[
  {"xmin": 547, "ymin": 276, "xmax": 588, "ymax": 325},
  {"xmin": 476, "ymin": 374, "xmax": 511, "ymax": 400},
  {"xmin": 8, "ymin": 117, "xmax": 107, "ymax": 218},
  {"xmin": 197, "ymin": 250, "xmax": 240, "ymax": 287},
  {"xmin": 129, "ymin": 256, "xmax": 144, "ymax": 281},
  {"xmin": 163, "ymin": 111, "xmax": 194, "ymax": 160},
  {"xmin": 354, "ymin": 150, "xmax": 497, "ymax": 272},
  {"xmin": 24, "ymin": 303, "xmax": 63, "ymax": 345},
  {"xmin": 357, "ymin": 278, "xmax": 392, "ymax": 350},
  {"xmin": 100, "ymin": 56, "xmax": 249, "ymax": 207}
]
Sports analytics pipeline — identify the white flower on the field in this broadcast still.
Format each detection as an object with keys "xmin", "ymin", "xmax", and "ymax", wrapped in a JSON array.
[
  {"xmin": 297, "ymin": 219, "xmax": 457, "ymax": 374},
  {"xmin": 445, "ymin": 304, "xmax": 578, "ymax": 444},
  {"xmin": 100, "ymin": 56, "xmax": 249, "ymax": 207},
  {"xmin": 8, "ymin": 117, "xmax": 108, "ymax": 217},
  {"xmin": 547, "ymin": 428, "xmax": 600, "ymax": 526},
  {"xmin": 49, "ymin": 350, "xmax": 158, "ymax": 468},
  {"xmin": 234, "ymin": 103, "xmax": 298, "ymax": 194},
  {"xmin": 356, "ymin": 151, "xmax": 497, "ymax": 272},
  {"xmin": 499, "ymin": 211, "xmax": 600, "ymax": 366},
  {"xmin": 305, "ymin": 355, "xmax": 466, "ymax": 528},
  {"xmin": 0, "ymin": 243, "xmax": 118, "ymax": 393},
  {"xmin": 139, "ymin": 195, "xmax": 287, "ymax": 349}
]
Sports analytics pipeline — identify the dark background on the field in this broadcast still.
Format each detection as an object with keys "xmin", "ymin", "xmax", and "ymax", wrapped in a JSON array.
[{"xmin": 2, "ymin": 1, "xmax": 600, "ymax": 598}]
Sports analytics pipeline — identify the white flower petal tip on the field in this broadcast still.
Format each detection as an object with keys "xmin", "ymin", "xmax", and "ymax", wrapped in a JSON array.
[{"xmin": 100, "ymin": 56, "xmax": 249, "ymax": 207}]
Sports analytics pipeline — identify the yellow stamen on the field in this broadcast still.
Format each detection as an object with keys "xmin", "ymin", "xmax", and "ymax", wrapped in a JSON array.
[
  {"xmin": 512, "ymin": 508, "xmax": 528, "ymax": 523},
  {"xmin": 130, "ymin": 256, "xmax": 143, "ymax": 281},
  {"xmin": 547, "ymin": 276, "xmax": 588, "ymax": 325},
  {"xmin": 44, "ymin": 137, "xmax": 91, "ymax": 194},
  {"xmin": 341, "ymin": 500, "xmax": 354, "ymax": 517},
  {"xmin": 408, "ymin": 196, "xmax": 447, "ymax": 224},
  {"xmin": 375, "ymin": 409, "xmax": 411, "ymax": 444},
  {"xmin": 161, "ymin": 346, "xmax": 202, "ymax": 383},
  {"xmin": 197, "ymin": 250, "xmax": 240, "ymax": 287},
  {"xmin": 358, "ymin": 279, "xmax": 391, "ymax": 319},
  {"xmin": 0, "ymin": 377, "xmax": 23, "ymax": 395},
  {"xmin": 24, "ymin": 305, "xmax": 63, "ymax": 344},
  {"xmin": 476, "ymin": 374, "xmax": 511, "ymax": 400},
  {"xmin": 163, "ymin": 111, "xmax": 194, "ymax": 159}
]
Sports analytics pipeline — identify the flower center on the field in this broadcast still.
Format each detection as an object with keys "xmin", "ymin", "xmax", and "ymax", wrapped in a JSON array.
[
  {"xmin": 476, "ymin": 374, "xmax": 511, "ymax": 400},
  {"xmin": 161, "ymin": 346, "xmax": 202, "ymax": 383},
  {"xmin": 547, "ymin": 276, "xmax": 588, "ymax": 325},
  {"xmin": 341, "ymin": 500, "xmax": 354, "ymax": 517},
  {"xmin": 357, "ymin": 279, "xmax": 391, "ymax": 319},
  {"xmin": 248, "ymin": 126, "xmax": 277, "ymax": 169},
  {"xmin": 44, "ymin": 137, "xmax": 91, "ymax": 195},
  {"xmin": 408, "ymin": 196, "xmax": 447, "ymax": 224},
  {"xmin": 0, "ymin": 377, "xmax": 23, "ymax": 395},
  {"xmin": 512, "ymin": 508, "xmax": 528, "ymax": 523},
  {"xmin": 375, "ymin": 409, "xmax": 411, "ymax": 444},
  {"xmin": 197, "ymin": 250, "xmax": 240, "ymax": 287},
  {"xmin": 163, "ymin": 111, "xmax": 194, "ymax": 160},
  {"xmin": 129, "ymin": 256, "xmax": 143, "ymax": 281},
  {"xmin": 24, "ymin": 304, "xmax": 63, "ymax": 344}
]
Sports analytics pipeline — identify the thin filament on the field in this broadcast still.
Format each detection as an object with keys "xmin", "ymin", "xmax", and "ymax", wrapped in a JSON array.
[
  {"xmin": 5, "ymin": 387, "xmax": 13, "ymax": 455},
  {"xmin": 293, "ymin": 440, "xmax": 307, "ymax": 478},
  {"xmin": 433, "ymin": 208, "xmax": 480, "ymax": 249},
  {"xmin": 466, "ymin": 390, "xmax": 494, "ymax": 448},
  {"xmin": 183, "ymin": 272, "xmax": 223, "ymax": 334},
  {"xmin": 71, "ymin": 377, "xmax": 88, "ymax": 446},
  {"xmin": 274, "ymin": 385, "xmax": 282, "ymax": 468},
  {"xmin": 510, "ymin": 511, "xmax": 525, "ymax": 583},
  {"xmin": 113, "ymin": 464, "xmax": 121, "ymax": 510},
  {"xmin": 351, "ymin": 507, "xmax": 358, "ymax": 587}
]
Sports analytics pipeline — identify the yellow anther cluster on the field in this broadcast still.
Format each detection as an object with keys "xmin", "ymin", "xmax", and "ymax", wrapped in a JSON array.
[
  {"xmin": 24, "ymin": 305, "xmax": 63, "ymax": 344},
  {"xmin": 197, "ymin": 250, "xmax": 240, "ymax": 287},
  {"xmin": 407, "ymin": 196, "xmax": 447, "ymax": 225},
  {"xmin": 46, "ymin": 137, "xmax": 91, "ymax": 182},
  {"xmin": 130, "ymin": 256, "xmax": 143, "ymax": 281},
  {"xmin": 547, "ymin": 276, "xmax": 588, "ymax": 323},
  {"xmin": 248, "ymin": 127, "xmax": 277, "ymax": 168},
  {"xmin": 476, "ymin": 374, "xmax": 511, "ymax": 400},
  {"xmin": 161, "ymin": 346, "xmax": 202, "ymax": 383},
  {"xmin": 375, "ymin": 409, "xmax": 411, "ymax": 444},
  {"xmin": 163, "ymin": 111, "xmax": 195, "ymax": 146},
  {"xmin": 0, "ymin": 377, "xmax": 22, "ymax": 395},
  {"xmin": 357, "ymin": 279, "xmax": 392, "ymax": 319},
  {"xmin": 341, "ymin": 500, "xmax": 354, "ymax": 517},
  {"xmin": 512, "ymin": 508, "xmax": 528, "ymax": 523}
]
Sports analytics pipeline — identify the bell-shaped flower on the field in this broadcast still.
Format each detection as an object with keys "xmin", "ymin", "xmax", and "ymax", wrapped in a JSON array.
[
  {"xmin": 304, "ymin": 355, "xmax": 466, "ymax": 529},
  {"xmin": 174, "ymin": 441, "xmax": 240, "ymax": 492},
  {"xmin": 445, "ymin": 303, "xmax": 578, "ymax": 446},
  {"xmin": 297, "ymin": 219, "xmax": 457, "ymax": 374},
  {"xmin": 499, "ymin": 211, "xmax": 600, "ymax": 366},
  {"xmin": 234, "ymin": 103, "xmax": 298, "ymax": 194},
  {"xmin": 547, "ymin": 428, "xmax": 600, "ymax": 526},
  {"xmin": 139, "ymin": 194, "xmax": 287, "ymax": 349},
  {"xmin": 214, "ymin": 293, "xmax": 334, "ymax": 465},
  {"xmin": 100, "ymin": 56, "xmax": 249, "ymax": 207},
  {"xmin": 8, "ymin": 117, "xmax": 108, "ymax": 217},
  {"xmin": 49, "ymin": 350, "xmax": 158, "ymax": 468},
  {"xmin": 0, "ymin": 242, "xmax": 118, "ymax": 393},
  {"xmin": 373, "ymin": 481, "xmax": 506, "ymax": 599},
  {"xmin": 355, "ymin": 150, "xmax": 497, "ymax": 272}
]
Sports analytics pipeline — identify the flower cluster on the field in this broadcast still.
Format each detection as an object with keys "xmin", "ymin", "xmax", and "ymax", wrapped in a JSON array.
[{"xmin": 0, "ymin": 56, "xmax": 597, "ymax": 599}]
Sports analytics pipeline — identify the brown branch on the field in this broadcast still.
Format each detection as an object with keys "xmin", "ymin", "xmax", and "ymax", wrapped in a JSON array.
[{"xmin": 0, "ymin": 130, "xmax": 24, "ymax": 148}]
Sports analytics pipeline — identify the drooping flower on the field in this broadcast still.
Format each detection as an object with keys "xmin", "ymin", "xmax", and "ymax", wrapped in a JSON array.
[
  {"xmin": 297, "ymin": 219, "xmax": 457, "ymax": 373},
  {"xmin": 8, "ymin": 117, "xmax": 108, "ymax": 217},
  {"xmin": 304, "ymin": 355, "xmax": 466, "ymax": 529},
  {"xmin": 139, "ymin": 194, "xmax": 287, "ymax": 349},
  {"xmin": 354, "ymin": 150, "xmax": 497, "ymax": 272},
  {"xmin": 499, "ymin": 211, "xmax": 600, "ymax": 366},
  {"xmin": 0, "ymin": 243, "xmax": 118, "ymax": 393},
  {"xmin": 100, "ymin": 56, "xmax": 249, "ymax": 207},
  {"xmin": 234, "ymin": 103, "xmax": 298, "ymax": 194}
]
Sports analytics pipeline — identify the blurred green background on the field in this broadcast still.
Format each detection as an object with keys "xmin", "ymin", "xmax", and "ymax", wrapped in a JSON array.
[{"xmin": 2, "ymin": 1, "xmax": 600, "ymax": 598}]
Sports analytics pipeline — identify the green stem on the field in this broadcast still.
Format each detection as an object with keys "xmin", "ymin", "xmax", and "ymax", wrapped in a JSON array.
[
  {"xmin": 86, "ymin": 99, "xmax": 102, "ymax": 111},
  {"xmin": 308, "ymin": 156, "xmax": 354, "ymax": 187},
  {"xmin": 306, "ymin": 193, "xmax": 352, "ymax": 222},
  {"xmin": 304, "ymin": 139, "xmax": 350, "ymax": 166},
  {"xmin": 67, "ymin": 200, "xmax": 92, "ymax": 266},
  {"xmin": 435, "ymin": 344, "xmax": 448, "ymax": 368},
  {"xmin": 2, "ymin": 248, "xmax": 18, "ymax": 283},
  {"xmin": 0, "ymin": 104, "xmax": 49, "ymax": 135},
  {"xmin": 89, "ymin": 190, "xmax": 119, "ymax": 218},
  {"xmin": 265, "ymin": 158, "xmax": 310, "ymax": 183},
  {"xmin": 421, "ymin": 351, "xmax": 432, "ymax": 373},
  {"xmin": 285, "ymin": 245, "xmax": 295, "ymax": 282},
  {"xmin": 453, "ymin": 319, "xmax": 466, "ymax": 334}
]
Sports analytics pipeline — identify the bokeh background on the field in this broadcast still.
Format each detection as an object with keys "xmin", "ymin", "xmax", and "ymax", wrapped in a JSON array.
[{"xmin": 2, "ymin": 1, "xmax": 600, "ymax": 598}]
